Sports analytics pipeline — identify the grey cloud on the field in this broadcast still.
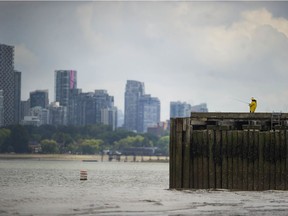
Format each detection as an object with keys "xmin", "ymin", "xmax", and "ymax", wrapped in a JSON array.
[{"xmin": 1, "ymin": 1, "xmax": 288, "ymax": 119}]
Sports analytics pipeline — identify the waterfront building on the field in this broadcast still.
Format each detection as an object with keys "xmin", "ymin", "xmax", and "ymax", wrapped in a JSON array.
[
  {"xmin": 137, "ymin": 95, "xmax": 160, "ymax": 133},
  {"xmin": 55, "ymin": 70, "xmax": 77, "ymax": 106},
  {"xmin": 30, "ymin": 90, "xmax": 49, "ymax": 108},
  {"xmin": 0, "ymin": 44, "xmax": 21, "ymax": 125},
  {"xmin": 124, "ymin": 80, "xmax": 145, "ymax": 132}
]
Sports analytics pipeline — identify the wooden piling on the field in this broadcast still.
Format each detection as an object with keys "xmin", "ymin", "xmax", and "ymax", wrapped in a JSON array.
[
  {"xmin": 170, "ymin": 112, "xmax": 288, "ymax": 191},
  {"xmin": 182, "ymin": 118, "xmax": 191, "ymax": 188}
]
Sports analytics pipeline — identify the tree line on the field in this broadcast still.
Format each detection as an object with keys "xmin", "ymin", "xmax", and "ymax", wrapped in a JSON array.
[{"xmin": 0, "ymin": 124, "xmax": 169, "ymax": 156}]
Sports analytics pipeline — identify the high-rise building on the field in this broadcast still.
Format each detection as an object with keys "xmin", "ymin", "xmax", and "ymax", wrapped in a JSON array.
[
  {"xmin": 68, "ymin": 90, "xmax": 115, "ymax": 127},
  {"xmin": 14, "ymin": 71, "xmax": 21, "ymax": 124},
  {"xmin": 67, "ymin": 88, "xmax": 82, "ymax": 125},
  {"xmin": 20, "ymin": 99, "xmax": 30, "ymax": 121},
  {"xmin": 0, "ymin": 90, "xmax": 3, "ymax": 126},
  {"xmin": 191, "ymin": 103, "xmax": 208, "ymax": 112},
  {"xmin": 30, "ymin": 106, "xmax": 49, "ymax": 125},
  {"xmin": 74, "ymin": 92, "xmax": 97, "ymax": 126},
  {"xmin": 0, "ymin": 44, "xmax": 21, "ymax": 125},
  {"xmin": 94, "ymin": 90, "xmax": 114, "ymax": 123},
  {"xmin": 101, "ymin": 107, "xmax": 117, "ymax": 131},
  {"xmin": 170, "ymin": 101, "xmax": 208, "ymax": 118},
  {"xmin": 48, "ymin": 102, "xmax": 67, "ymax": 126},
  {"xmin": 117, "ymin": 109, "xmax": 124, "ymax": 128},
  {"xmin": 21, "ymin": 106, "xmax": 49, "ymax": 126},
  {"xmin": 170, "ymin": 101, "xmax": 192, "ymax": 118},
  {"xmin": 124, "ymin": 80, "xmax": 145, "ymax": 132},
  {"xmin": 55, "ymin": 70, "xmax": 77, "ymax": 106},
  {"xmin": 30, "ymin": 90, "xmax": 49, "ymax": 108},
  {"xmin": 137, "ymin": 95, "xmax": 160, "ymax": 133}
]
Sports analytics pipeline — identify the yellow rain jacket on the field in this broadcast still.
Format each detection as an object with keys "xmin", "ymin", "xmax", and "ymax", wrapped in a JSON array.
[{"xmin": 249, "ymin": 97, "xmax": 257, "ymax": 113}]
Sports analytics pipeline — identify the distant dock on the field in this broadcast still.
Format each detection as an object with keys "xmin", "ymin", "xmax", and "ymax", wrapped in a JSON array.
[
  {"xmin": 0, "ymin": 154, "xmax": 168, "ymax": 163},
  {"xmin": 170, "ymin": 112, "xmax": 288, "ymax": 190}
]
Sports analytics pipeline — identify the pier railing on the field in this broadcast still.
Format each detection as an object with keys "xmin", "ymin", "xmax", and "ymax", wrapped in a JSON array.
[{"xmin": 169, "ymin": 112, "xmax": 288, "ymax": 190}]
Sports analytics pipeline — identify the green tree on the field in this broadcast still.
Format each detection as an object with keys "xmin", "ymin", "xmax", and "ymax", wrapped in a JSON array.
[
  {"xmin": 6, "ymin": 125, "xmax": 29, "ymax": 153},
  {"xmin": 41, "ymin": 139, "xmax": 59, "ymax": 154},
  {"xmin": 156, "ymin": 136, "xmax": 169, "ymax": 155},
  {"xmin": 114, "ymin": 135, "xmax": 145, "ymax": 150},
  {"xmin": 79, "ymin": 139, "xmax": 103, "ymax": 154},
  {"xmin": 0, "ymin": 128, "xmax": 11, "ymax": 153},
  {"xmin": 52, "ymin": 132, "xmax": 74, "ymax": 153}
]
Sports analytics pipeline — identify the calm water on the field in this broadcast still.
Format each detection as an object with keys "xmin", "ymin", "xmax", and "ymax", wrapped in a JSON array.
[{"xmin": 1, "ymin": 159, "xmax": 288, "ymax": 216}]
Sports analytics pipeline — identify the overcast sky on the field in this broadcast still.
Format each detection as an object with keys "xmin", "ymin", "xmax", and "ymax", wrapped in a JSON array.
[{"xmin": 1, "ymin": 1, "xmax": 288, "ymax": 121}]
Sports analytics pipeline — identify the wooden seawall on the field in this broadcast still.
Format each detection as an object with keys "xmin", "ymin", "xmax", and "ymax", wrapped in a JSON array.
[{"xmin": 169, "ymin": 112, "xmax": 288, "ymax": 190}]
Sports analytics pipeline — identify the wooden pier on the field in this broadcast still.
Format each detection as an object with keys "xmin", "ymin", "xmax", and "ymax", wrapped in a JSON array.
[{"xmin": 169, "ymin": 112, "xmax": 288, "ymax": 190}]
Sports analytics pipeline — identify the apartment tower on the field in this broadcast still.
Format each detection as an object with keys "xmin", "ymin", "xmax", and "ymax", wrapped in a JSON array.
[
  {"xmin": 30, "ymin": 90, "xmax": 49, "ymax": 108},
  {"xmin": 124, "ymin": 80, "xmax": 145, "ymax": 132},
  {"xmin": 0, "ymin": 44, "xmax": 21, "ymax": 125},
  {"xmin": 137, "ymin": 94, "xmax": 160, "ymax": 133},
  {"xmin": 55, "ymin": 70, "xmax": 77, "ymax": 106}
]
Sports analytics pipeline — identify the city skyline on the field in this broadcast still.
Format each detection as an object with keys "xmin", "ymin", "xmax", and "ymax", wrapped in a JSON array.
[{"xmin": 1, "ymin": 2, "xmax": 288, "ymax": 120}]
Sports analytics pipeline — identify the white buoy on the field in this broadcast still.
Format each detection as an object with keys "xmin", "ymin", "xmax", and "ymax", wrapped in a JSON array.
[{"xmin": 80, "ymin": 170, "xmax": 87, "ymax": 180}]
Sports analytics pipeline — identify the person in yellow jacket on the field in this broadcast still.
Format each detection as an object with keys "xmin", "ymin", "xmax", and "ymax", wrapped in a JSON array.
[{"xmin": 249, "ymin": 97, "xmax": 257, "ymax": 113}]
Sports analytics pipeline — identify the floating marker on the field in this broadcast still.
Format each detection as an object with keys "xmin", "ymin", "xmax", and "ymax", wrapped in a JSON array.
[{"xmin": 80, "ymin": 170, "xmax": 87, "ymax": 180}]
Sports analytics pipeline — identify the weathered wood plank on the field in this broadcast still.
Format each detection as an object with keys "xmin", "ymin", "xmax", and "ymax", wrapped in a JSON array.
[
  {"xmin": 227, "ymin": 130, "xmax": 233, "ymax": 189},
  {"xmin": 237, "ymin": 131, "xmax": 244, "ymax": 190},
  {"xmin": 215, "ymin": 129, "xmax": 222, "ymax": 189},
  {"xmin": 191, "ymin": 112, "xmax": 288, "ymax": 120},
  {"xmin": 275, "ymin": 130, "xmax": 281, "ymax": 190},
  {"xmin": 232, "ymin": 130, "xmax": 239, "ymax": 189},
  {"xmin": 192, "ymin": 130, "xmax": 198, "ymax": 189},
  {"xmin": 243, "ymin": 130, "xmax": 249, "ymax": 190},
  {"xmin": 258, "ymin": 131, "xmax": 264, "ymax": 191},
  {"xmin": 285, "ymin": 130, "xmax": 288, "ymax": 190},
  {"xmin": 175, "ymin": 118, "xmax": 183, "ymax": 189},
  {"xmin": 208, "ymin": 129, "xmax": 215, "ymax": 189},
  {"xmin": 189, "ymin": 127, "xmax": 194, "ymax": 188},
  {"xmin": 253, "ymin": 130, "xmax": 259, "ymax": 191},
  {"xmin": 182, "ymin": 118, "xmax": 191, "ymax": 188},
  {"xmin": 221, "ymin": 130, "xmax": 228, "ymax": 189},
  {"xmin": 270, "ymin": 131, "xmax": 276, "ymax": 190},
  {"xmin": 202, "ymin": 130, "xmax": 209, "ymax": 189},
  {"xmin": 169, "ymin": 118, "xmax": 176, "ymax": 189},
  {"xmin": 247, "ymin": 129, "xmax": 254, "ymax": 190},
  {"xmin": 263, "ymin": 131, "xmax": 270, "ymax": 190},
  {"xmin": 197, "ymin": 130, "xmax": 204, "ymax": 189},
  {"xmin": 279, "ymin": 130, "xmax": 286, "ymax": 190}
]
